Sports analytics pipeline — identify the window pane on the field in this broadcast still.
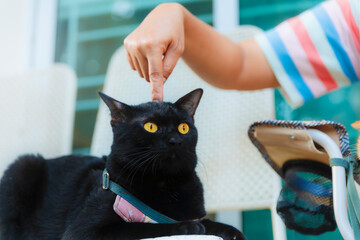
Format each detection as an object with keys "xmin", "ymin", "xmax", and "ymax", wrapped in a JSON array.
[{"xmin": 55, "ymin": 0, "xmax": 213, "ymax": 152}]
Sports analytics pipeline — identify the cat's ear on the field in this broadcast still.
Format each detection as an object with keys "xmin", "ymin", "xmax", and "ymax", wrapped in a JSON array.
[
  {"xmin": 175, "ymin": 88, "xmax": 203, "ymax": 118},
  {"xmin": 99, "ymin": 92, "xmax": 130, "ymax": 125}
]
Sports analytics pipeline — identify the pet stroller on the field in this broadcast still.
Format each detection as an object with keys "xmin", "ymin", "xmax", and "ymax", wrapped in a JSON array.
[{"xmin": 248, "ymin": 120, "xmax": 360, "ymax": 240}]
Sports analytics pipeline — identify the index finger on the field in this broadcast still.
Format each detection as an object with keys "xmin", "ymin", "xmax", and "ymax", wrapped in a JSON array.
[{"xmin": 148, "ymin": 52, "xmax": 164, "ymax": 102}]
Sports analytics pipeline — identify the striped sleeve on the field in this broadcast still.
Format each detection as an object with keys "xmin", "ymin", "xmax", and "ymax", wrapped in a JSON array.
[{"xmin": 255, "ymin": 0, "xmax": 360, "ymax": 108}]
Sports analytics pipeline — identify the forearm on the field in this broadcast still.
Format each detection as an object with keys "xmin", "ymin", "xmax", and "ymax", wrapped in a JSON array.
[
  {"xmin": 181, "ymin": 6, "xmax": 278, "ymax": 90},
  {"xmin": 124, "ymin": 2, "xmax": 279, "ymax": 101}
]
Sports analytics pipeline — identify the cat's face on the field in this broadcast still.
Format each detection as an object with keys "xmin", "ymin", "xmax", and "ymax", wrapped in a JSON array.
[{"xmin": 99, "ymin": 89, "xmax": 203, "ymax": 177}]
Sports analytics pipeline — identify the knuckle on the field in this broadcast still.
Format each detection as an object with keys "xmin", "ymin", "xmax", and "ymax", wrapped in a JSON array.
[
  {"xmin": 134, "ymin": 43, "xmax": 142, "ymax": 52},
  {"xmin": 139, "ymin": 39, "xmax": 155, "ymax": 50},
  {"xmin": 151, "ymin": 90, "xmax": 162, "ymax": 102},
  {"xmin": 149, "ymin": 72, "xmax": 162, "ymax": 81},
  {"xmin": 123, "ymin": 37, "xmax": 134, "ymax": 50},
  {"xmin": 151, "ymin": 39, "xmax": 161, "ymax": 48},
  {"xmin": 123, "ymin": 37, "xmax": 129, "ymax": 47},
  {"xmin": 142, "ymin": 39, "xmax": 166, "ymax": 52},
  {"xmin": 143, "ymin": 40, "xmax": 155, "ymax": 49},
  {"xmin": 124, "ymin": 39, "xmax": 139, "ymax": 52},
  {"xmin": 151, "ymin": 87, "xmax": 160, "ymax": 94}
]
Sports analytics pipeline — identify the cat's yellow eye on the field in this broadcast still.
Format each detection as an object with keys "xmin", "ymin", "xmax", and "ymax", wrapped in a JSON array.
[
  {"xmin": 144, "ymin": 122, "xmax": 158, "ymax": 133},
  {"xmin": 178, "ymin": 123, "xmax": 189, "ymax": 134}
]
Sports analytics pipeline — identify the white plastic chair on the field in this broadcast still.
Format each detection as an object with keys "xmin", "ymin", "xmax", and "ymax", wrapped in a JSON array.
[
  {"xmin": 250, "ymin": 120, "xmax": 357, "ymax": 240},
  {"xmin": 91, "ymin": 26, "xmax": 286, "ymax": 240},
  {"xmin": 0, "ymin": 64, "xmax": 77, "ymax": 177},
  {"xmin": 307, "ymin": 129, "xmax": 354, "ymax": 240}
]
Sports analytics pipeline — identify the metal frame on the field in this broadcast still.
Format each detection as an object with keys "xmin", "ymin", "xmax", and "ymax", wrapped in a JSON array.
[
  {"xmin": 213, "ymin": 0, "xmax": 239, "ymax": 32},
  {"xmin": 31, "ymin": 0, "xmax": 57, "ymax": 69},
  {"xmin": 307, "ymin": 129, "xmax": 354, "ymax": 240}
]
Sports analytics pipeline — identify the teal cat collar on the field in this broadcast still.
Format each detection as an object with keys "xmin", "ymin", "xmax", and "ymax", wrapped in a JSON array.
[{"xmin": 102, "ymin": 169, "xmax": 179, "ymax": 224}]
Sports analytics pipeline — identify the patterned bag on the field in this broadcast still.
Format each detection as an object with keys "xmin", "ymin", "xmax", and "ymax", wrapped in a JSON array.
[{"xmin": 248, "ymin": 120, "xmax": 351, "ymax": 235}]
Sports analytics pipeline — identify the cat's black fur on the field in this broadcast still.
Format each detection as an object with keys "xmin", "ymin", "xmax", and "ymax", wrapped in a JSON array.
[{"xmin": 0, "ymin": 89, "xmax": 246, "ymax": 240}]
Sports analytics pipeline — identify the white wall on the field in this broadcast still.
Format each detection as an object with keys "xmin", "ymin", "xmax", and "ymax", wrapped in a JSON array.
[
  {"xmin": 0, "ymin": 0, "xmax": 56, "ymax": 78},
  {"xmin": 0, "ymin": 0, "xmax": 33, "ymax": 77}
]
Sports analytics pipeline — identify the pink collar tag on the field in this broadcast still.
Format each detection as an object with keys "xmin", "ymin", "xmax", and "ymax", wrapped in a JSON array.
[{"xmin": 113, "ymin": 195, "xmax": 158, "ymax": 223}]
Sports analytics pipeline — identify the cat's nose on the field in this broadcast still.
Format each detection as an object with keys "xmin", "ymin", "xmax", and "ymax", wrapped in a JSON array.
[{"xmin": 168, "ymin": 136, "xmax": 183, "ymax": 146}]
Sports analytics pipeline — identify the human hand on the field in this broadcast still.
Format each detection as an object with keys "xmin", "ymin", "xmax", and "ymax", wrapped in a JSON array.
[{"xmin": 124, "ymin": 3, "xmax": 185, "ymax": 102}]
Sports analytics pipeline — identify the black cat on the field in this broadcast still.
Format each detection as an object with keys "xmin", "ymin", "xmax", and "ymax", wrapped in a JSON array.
[{"xmin": 0, "ymin": 89, "xmax": 246, "ymax": 240}]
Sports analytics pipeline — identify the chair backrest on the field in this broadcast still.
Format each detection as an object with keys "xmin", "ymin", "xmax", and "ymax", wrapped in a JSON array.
[
  {"xmin": 91, "ymin": 26, "xmax": 280, "ymax": 212},
  {"xmin": 0, "ymin": 64, "xmax": 77, "ymax": 176}
]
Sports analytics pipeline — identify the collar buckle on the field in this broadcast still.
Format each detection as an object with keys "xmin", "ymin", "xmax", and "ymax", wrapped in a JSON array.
[{"xmin": 103, "ymin": 170, "xmax": 109, "ymax": 190}]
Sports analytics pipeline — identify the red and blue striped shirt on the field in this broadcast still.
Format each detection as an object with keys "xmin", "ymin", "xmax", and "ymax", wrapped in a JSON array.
[{"xmin": 256, "ymin": 0, "xmax": 359, "ymax": 107}]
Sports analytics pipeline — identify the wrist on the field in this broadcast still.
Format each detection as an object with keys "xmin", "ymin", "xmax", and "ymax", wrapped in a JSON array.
[
  {"xmin": 156, "ymin": 2, "xmax": 186, "ymax": 19},
  {"xmin": 153, "ymin": 3, "xmax": 187, "ymax": 32}
]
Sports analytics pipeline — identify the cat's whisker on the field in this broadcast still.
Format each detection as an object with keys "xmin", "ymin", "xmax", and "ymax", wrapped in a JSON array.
[
  {"xmin": 144, "ymin": 154, "xmax": 158, "ymax": 173},
  {"xmin": 196, "ymin": 160, "xmax": 209, "ymax": 181},
  {"xmin": 121, "ymin": 149, "xmax": 154, "ymax": 158},
  {"xmin": 151, "ymin": 155, "xmax": 159, "ymax": 176},
  {"xmin": 141, "ymin": 154, "xmax": 159, "ymax": 182},
  {"xmin": 121, "ymin": 151, "xmax": 161, "ymax": 185},
  {"xmin": 122, "ymin": 150, "xmax": 153, "ymax": 163},
  {"xmin": 184, "ymin": 150, "xmax": 208, "ymax": 179},
  {"xmin": 122, "ymin": 158, "xmax": 153, "ymax": 177},
  {"xmin": 121, "ymin": 148, "xmax": 163, "ymax": 162},
  {"xmin": 122, "ymin": 152, "xmax": 151, "ymax": 162},
  {"xmin": 121, "ymin": 149, "xmax": 167, "ymax": 176},
  {"xmin": 121, "ymin": 157, "xmax": 147, "ymax": 173},
  {"xmin": 122, "ymin": 158, "xmax": 148, "ymax": 174},
  {"xmin": 127, "ymin": 154, "xmax": 157, "ymax": 178},
  {"xmin": 128, "ymin": 155, "xmax": 158, "ymax": 187},
  {"xmin": 121, "ymin": 151, "xmax": 155, "ymax": 172}
]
